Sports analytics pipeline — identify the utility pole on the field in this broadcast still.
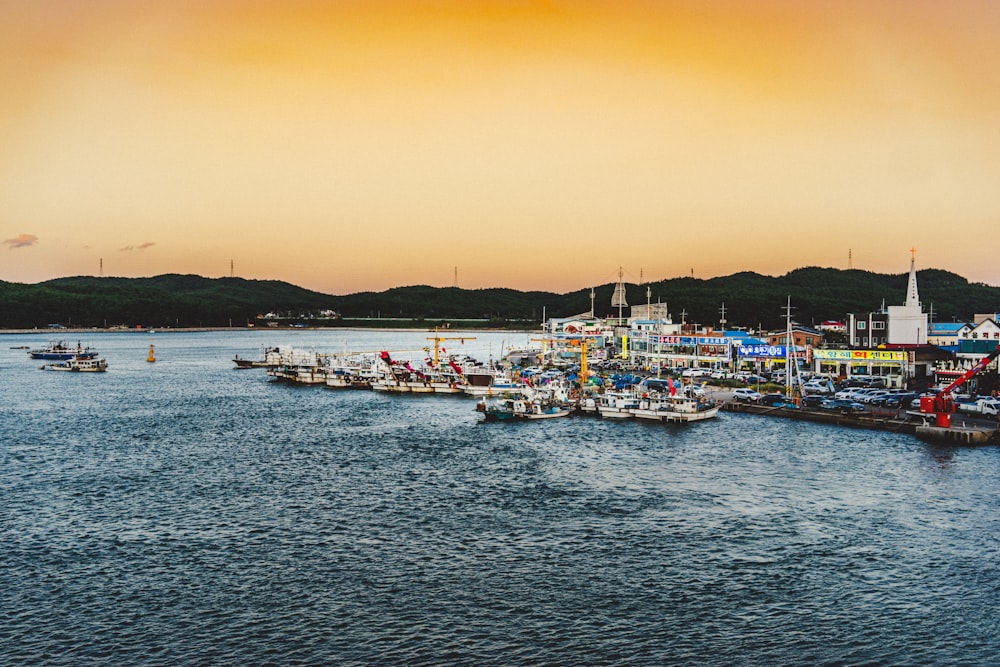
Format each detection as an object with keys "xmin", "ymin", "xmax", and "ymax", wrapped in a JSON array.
[{"xmin": 783, "ymin": 296, "xmax": 795, "ymax": 398}]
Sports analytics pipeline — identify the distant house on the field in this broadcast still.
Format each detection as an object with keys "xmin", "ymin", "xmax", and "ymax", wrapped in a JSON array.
[
  {"xmin": 927, "ymin": 322, "xmax": 969, "ymax": 349},
  {"xmin": 764, "ymin": 325, "xmax": 823, "ymax": 349}
]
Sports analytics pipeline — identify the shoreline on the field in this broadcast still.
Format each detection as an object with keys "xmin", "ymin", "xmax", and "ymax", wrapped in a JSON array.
[{"xmin": 0, "ymin": 326, "xmax": 540, "ymax": 335}]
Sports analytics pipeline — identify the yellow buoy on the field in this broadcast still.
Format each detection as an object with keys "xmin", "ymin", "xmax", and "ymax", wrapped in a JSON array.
[{"xmin": 147, "ymin": 343, "xmax": 156, "ymax": 363}]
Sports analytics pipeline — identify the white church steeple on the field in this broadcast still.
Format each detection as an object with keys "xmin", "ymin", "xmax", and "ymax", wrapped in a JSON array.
[{"xmin": 905, "ymin": 247, "xmax": 920, "ymax": 307}]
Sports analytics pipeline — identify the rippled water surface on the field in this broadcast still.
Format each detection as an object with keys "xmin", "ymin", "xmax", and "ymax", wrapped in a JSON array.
[{"xmin": 3, "ymin": 331, "xmax": 999, "ymax": 666}]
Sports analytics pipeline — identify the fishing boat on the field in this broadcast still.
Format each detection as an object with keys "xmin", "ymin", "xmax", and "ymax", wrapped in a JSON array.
[
  {"xmin": 596, "ymin": 390, "xmax": 641, "ymax": 419},
  {"xmin": 477, "ymin": 389, "xmax": 571, "ymax": 422},
  {"xmin": 629, "ymin": 392, "xmax": 719, "ymax": 423},
  {"xmin": 463, "ymin": 368, "xmax": 523, "ymax": 396},
  {"xmin": 28, "ymin": 341, "xmax": 98, "ymax": 360},
  {"xmin": 233, "ymin": 347, "xmax": 281, "ymax": 369},
  {"xmin": 265, "ymin": 347, "xmax": 326, "ymax": 384},
  {"xmin": 41, "ymin": 356, "xmax": 108, "ymax": 372}
]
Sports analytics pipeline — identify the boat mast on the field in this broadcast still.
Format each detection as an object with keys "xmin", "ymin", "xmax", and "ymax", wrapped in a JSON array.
[{"xmin": 784, "ymin": 296, "xmax": 793, "ymax": 397}]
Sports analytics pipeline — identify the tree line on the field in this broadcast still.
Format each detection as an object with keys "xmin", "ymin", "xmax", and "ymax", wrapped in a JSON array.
[{"xmin": 0, "ymin": 268, "xmax": 996, "ymax": 330}]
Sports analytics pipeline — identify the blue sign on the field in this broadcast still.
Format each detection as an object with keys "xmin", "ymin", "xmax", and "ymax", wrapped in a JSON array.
[{"xmin": 738, "ymin": 344, "xmax": 787, "ymax": 358}]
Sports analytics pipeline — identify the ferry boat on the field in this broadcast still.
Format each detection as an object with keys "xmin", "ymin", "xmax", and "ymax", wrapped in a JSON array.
[{"xmin": 29, "ymin": 341, "xmax": 98, "ymax": 360}]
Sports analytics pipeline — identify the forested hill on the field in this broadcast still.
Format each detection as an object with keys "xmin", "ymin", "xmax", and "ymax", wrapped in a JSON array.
[{"xmin": 0, "ymin": 268, "xmax": 997, "ymax": 330}]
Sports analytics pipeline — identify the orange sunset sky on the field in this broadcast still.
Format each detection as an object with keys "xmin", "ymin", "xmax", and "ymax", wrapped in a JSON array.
[{"xmin": 3, "ymin": 0, "xmax": 1000, "ymax": 295}]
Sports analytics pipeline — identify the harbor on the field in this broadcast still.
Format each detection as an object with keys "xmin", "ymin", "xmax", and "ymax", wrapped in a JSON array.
[{"xmin": 4, "ymin": 328, "xmax": 1000, "ymax": 666}]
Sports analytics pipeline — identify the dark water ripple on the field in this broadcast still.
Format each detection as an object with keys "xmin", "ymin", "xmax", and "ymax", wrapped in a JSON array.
[{"xmin": 2, "ymin": 332, "xmax": 1000, "ymax": 666}]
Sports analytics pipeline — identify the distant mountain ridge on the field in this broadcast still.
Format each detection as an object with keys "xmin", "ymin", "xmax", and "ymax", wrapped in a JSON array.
[{"xmin": 0, "ymin": 268, "xmax": 997, "ymax": 330}]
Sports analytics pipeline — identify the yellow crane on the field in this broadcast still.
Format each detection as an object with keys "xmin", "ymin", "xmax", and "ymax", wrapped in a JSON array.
[{"xmin": 426, "ymin": 327, "xmax": 476, "ymax": 365}]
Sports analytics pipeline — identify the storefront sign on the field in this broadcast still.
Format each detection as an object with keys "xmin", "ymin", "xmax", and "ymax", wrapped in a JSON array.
[
  {"xmin": 738, "ymin": 345, "xmax": 787, "ymax": 358},
  {"xmin": 813, "ymin": 349, "xmax": 906, "ymax": 361}
]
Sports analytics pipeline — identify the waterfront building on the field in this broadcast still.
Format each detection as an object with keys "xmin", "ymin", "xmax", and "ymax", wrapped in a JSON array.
[{"xmin": 927, "ymin": 322, "xmax": 968, "ymax": 350}]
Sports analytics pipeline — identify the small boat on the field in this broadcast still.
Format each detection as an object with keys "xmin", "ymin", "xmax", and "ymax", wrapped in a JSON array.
[
  {"xmin": 28, "ymin": 341, "xmax": 98, "ymax": 360},
  {"xmin": 41, "ymin": 356, "xmax": 108, "ymax": 372},
  {"xmin": 523, "ymin": 404, "xmax": 572, "ymax": 419}
]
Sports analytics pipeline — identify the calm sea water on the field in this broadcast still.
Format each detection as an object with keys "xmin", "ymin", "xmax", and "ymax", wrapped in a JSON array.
[{"xmin": 2, "ymin": 330, "xmax": 999, "ymax": 666}]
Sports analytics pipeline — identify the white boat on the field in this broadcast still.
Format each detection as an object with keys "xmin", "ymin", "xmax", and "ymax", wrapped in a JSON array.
[
  {"xmin": 523, "ymin": 404, "xmax": 572, "ymax": 419},
  {"xmin": 629, "ymin": 393, "xmax": 720, "ymax": 423},
  {"xmin": 597, "ymin": 390, "xmax": 640, "ymax": 419},
  {"xmin": 41, "ymin": 356, "xmax": 108, "ymax": 372},
  {"xmin": 463, "ymin": 367, "xmax": 523, "ymax": 396},
  {"xmin": 265, "ymin": 347, "xmax": 326, "ymax": 384}
]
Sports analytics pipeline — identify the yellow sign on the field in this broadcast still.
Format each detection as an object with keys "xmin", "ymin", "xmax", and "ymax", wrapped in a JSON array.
[{"xmin": 813, "ymin": 349, "xmax": 905, "ymax": 361}]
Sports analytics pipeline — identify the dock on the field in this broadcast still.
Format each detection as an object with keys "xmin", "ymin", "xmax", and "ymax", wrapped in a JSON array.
[{"xmin": 720, "ymin": 400, "xmax": 998, "ymax": 445}]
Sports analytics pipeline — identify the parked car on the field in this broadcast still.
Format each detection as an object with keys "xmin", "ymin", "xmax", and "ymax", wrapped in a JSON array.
[
  {"xmin": 801, "ymin": 395, "xmax": 826, "ymax": 408},
  {"xmin": 803, "ymin": 380, "xmax": 834, "ymax": 395},
  {"xmin": 733, "ymin": 388, "xmax": 762, "ymax": 402},
  {"xmin": 860, "ymin": 389, "xmax": 891, "ymax": 404},
  {"xmin": 758, "ymin": 393, "xmax": 789, "ymax": 406},
  {"xmin": 684, "ymin": 383, "xmax": 708, "ymax": 397},
  {"xmin": 820, "ymin": 398, "xmax": 867, "ymax": 413},
  {"xmin": 883, "ymin": 392, "xmax": 919, "ymax": 409}
]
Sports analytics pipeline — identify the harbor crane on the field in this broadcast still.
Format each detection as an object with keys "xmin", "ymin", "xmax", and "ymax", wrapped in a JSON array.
[
  {"xmin": 920, "ymin": 342, "xmax": 1000, "ymax": 427},
  {"xmin": 426, "ymin": 327, "xmax": 476, "ymax": 366}
]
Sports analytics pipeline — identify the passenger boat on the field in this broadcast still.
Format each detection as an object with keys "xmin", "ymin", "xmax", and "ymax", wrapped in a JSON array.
[
  {"xmin": 41, "ymin": 356, "xmax": 108, "ymax": 372},
  {"xmin": 29, "ymin": 341, "xmax": 98, "ymax": 360}
]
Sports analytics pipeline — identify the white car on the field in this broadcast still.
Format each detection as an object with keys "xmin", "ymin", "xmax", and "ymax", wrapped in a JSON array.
[{"xmin": 733, "ymin": 388, "xmax": 762, "ymax": 402}]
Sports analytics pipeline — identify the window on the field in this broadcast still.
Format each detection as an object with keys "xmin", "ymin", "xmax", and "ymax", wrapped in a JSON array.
[
  {"xmin": 872, "ymin": 321, "xmax": 885, "ymax": 330},
  {"xmin": 857, "ymin": 322, "xmax": 866, "ymax": 330}
]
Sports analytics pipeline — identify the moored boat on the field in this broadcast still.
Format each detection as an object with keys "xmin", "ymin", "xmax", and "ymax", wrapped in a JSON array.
[
  {"xmin": 597, "ymin": 390, "xmax": 641, "ymax": 419},
  {"xmin": 629, "ymin": 393, "xmax": 719, "ymax": 423}
]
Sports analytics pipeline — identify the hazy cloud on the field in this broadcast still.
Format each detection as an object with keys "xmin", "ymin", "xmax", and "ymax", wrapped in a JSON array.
[
  {"xmin": 3, "ymin": 233, "xmax": 38, "ymax": 249},
  {"xmin": 120, "ymin": 241, "xmax": 156, "ymax": 251}
]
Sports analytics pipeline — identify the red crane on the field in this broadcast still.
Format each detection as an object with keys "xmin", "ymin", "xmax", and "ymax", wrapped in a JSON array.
[{"xmin": 920, "ymin": 342, "xmax": 1000, "ymax": 427}]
